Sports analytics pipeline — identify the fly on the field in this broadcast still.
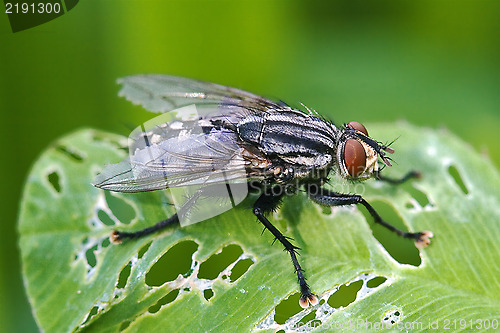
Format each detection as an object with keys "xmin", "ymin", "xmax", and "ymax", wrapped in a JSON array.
[{"xmin": 93, "ymin": 75, "xmax": 433, "ymax": 307}]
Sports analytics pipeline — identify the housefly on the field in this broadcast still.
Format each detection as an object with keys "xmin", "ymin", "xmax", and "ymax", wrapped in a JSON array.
[{"xmin": 93, "ymin": 75, "xmax": 433, "ymax": 308}]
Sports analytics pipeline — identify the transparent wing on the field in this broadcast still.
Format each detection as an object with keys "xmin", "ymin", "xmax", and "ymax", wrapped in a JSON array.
[
  {"xmin": 126, "ymin": 103, "xmax": 260, "ymax": 153},
  {"xmin": 93, "ymin": 128, "xmax": 270, "ymax": 193},
  {"xmin": 118, "ymin": 74, "xmax": 283, "ymax": 114}
]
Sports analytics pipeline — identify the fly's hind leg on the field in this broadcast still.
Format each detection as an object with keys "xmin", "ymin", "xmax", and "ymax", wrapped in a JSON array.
[
  {"xmin": 306, "ymin": 184, "xmax": 433, "ymax": 248},
  {"xmin": 253, "ymin": 187, "xmax": 318, "ymax": 308},
  {"xmin": 110, "ymin": 214, "xmax": 179, "ymax": 244},
  {"xmin": 111, "ymin": 187, "xmax": 205, "ymax": 244}
]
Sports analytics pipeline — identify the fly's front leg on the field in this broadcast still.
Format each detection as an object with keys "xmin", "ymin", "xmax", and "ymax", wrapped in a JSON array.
[
  {"xmin": 253, "ymin": 189, "xmax": 318, "ymax": 308},
  {"xmin": 306, "ymin": 184, "xmax": 432, "ymax": 248},
  {"xmin": 375, "ymin": 170, "xmax": 421, "ymax": 184}
]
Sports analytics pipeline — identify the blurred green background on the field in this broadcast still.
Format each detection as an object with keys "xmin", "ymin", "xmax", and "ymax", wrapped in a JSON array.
[{"xmin": 1, "ymin": 1, "xmax": 499, "ymax": 331}]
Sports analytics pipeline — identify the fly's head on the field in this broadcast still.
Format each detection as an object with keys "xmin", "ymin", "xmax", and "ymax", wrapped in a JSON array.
[{"xmin": 337, "ymin": 121, "xmax": 395, "ymax": 180}]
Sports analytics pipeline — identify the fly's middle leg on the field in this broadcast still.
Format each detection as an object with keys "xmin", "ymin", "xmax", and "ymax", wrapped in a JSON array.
[
  {"xmin": 253, "ymin": 188, "xmax": 318, "ymax": 308},
  {"xmin": 306, "ymin": 184, "xmax": 433, "ymax": 248}
]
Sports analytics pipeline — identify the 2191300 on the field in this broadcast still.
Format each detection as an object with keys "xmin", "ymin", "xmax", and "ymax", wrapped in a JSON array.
[
  {"xmin": 5, "ymin": 2, "xmax": 61, "ymax": 14},
  {"xmin": 443, "ymin": 318, "xmax": 498, "ymax": 330}
]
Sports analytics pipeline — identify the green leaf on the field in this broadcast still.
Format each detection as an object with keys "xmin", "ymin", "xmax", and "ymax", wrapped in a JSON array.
[{"xmin": 19, "ymin": 123, "xmax": 500, "ymax": 332}]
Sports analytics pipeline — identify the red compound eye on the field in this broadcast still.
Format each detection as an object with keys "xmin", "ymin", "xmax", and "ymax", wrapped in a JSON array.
[
  {"xmin": 344, "ymin": 139, "xmax": 367, "ymax": 177},
  {"xmin": 347, "ymin": 121, "xmax": 368, "ymax": 136}
]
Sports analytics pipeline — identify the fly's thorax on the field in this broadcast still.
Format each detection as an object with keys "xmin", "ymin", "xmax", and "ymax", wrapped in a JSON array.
[{"xmin": 237, "ymin": 110, "xmax": 336, "ymax": 170}]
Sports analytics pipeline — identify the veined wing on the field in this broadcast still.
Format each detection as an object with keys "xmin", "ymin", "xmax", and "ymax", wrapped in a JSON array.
[
  {"xmin": 93, "ymin": 128, "xmax": 271, "ymax": 193},
  {"xmin": 127, "ymin": 103, "xmax": 258, "ymax": 153},
  {"xmin": 118, "ymin": 74, "xmax": 284, "ymax": 114}
]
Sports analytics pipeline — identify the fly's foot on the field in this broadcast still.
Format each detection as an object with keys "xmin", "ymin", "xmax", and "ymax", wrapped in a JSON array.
[
  {"xmin": 408, "ymin": 170, "xmax": 422, "ymax": 179},
  {"xmin": 299, "ymin": 293, "xmax": 319, "ymax": 308},
  {"xmin": 110, "ymin": 230, "xmax": 124, "ymax": 244},
  {"xmin": 413, "ymin": 230, "xmax": 433, "ymax": 249}
]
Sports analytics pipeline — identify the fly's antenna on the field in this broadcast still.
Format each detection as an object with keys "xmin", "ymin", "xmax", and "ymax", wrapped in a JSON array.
[{"xmin": 356, "ymin": 134, "xmax": 395, "ymax": 165}]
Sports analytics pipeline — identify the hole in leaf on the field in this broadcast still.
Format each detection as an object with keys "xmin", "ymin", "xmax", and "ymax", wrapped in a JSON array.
[
  {"xmin": 274, "ymin": 293, "xmax": 303, "ymax": 324},
  {"xmin": 230, "ymin": 258, "xmax": 254, "ymax": 282},
  {"xmin": 149, "ymin": 289, "xmax": 179, "ymax": 313},
  {"xmin": 117, "ymin": 262, "xmax": 132, "ymax": 289},
  {"xmin": 119, "ymin": 321, "xmax": 131, "ymax": 331},
  {"xmin": 406, "ymin": 185, "xmax": 432, "ymax": 208},
  {"xmin": 81, "ymin": 305, "xmax": 99, "ymax": 326},
  {"xmin": 299, "ymin": 311, "xmax": 316, "ymax": 326},
  {"xmin": 360, "ymin": 200, "xmax": 421, "ymax": 266},
  {"xmin": 91, "ymin": 133, "xmax": 124, "ymax": 149},
  {"xmin": 146, "ymin": 240, "xmax": 198, "ymax": 287},
  {"xmin": 101, "ymin": 237, "xmax": 110, "ymax": 248},
  {"xmin": 366, "ymin": 276, "xmax": 387, "ymax": 288},
  {"xmin": 394, "ymin": 176, "xmax": 433, "ymax": 209},
  {"xmin": 203, "ymin": 289, "xmax": 214, "ymax": 301},
  {"xmin": 104, "ymin": 191, "xmax": 135, "ymax": 225},
  {"xmin": 198, "ymin": 244, "xmax": 243, "ymax": 280},
  {"xmin": 383, "ymin": 309, "xmax": 401, "ymax": 325},
  {"xmin": 85, "ymin": 244, "xmax": 98, "ymax": 268},
  {"xmin": 448, "ymin": 165, "xmax": 469, "ymax": 194},
  {"xmin": 47, "ymin": 171, "xmax": 61, "ymax": 193},
  {"xmin": 138, "ymin": 241, "xmax": 152, "ymax": 259},
  {"xmin": 56, "ymin": 145, "xmax": 84, "ymax": 162},
  {"xmin": 327, "ymin": 280, "xmax": 362, "ymax": 308},
  {"xmin": 97, "ymin": 209, "xmax": 115, "ymax": 226}
]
